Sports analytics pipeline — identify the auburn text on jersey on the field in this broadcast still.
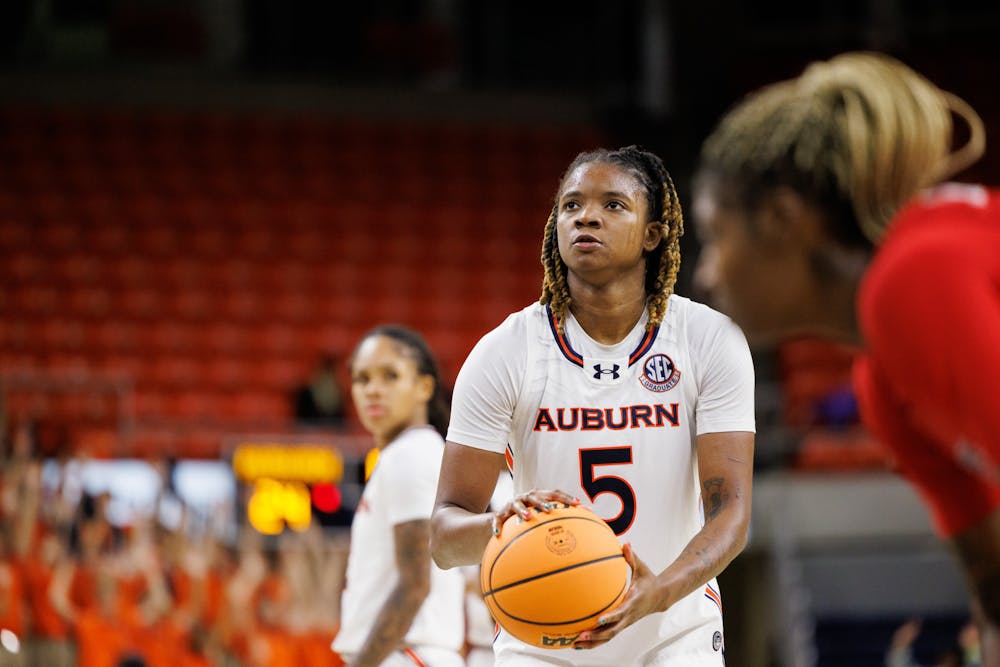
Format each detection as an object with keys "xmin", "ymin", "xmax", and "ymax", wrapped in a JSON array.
[{"xmin": 533, "ymin": 404, "xmax": 680, "ymax": 432}]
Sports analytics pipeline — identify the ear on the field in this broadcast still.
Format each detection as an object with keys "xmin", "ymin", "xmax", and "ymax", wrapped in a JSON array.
[
  {"xmin": 643, "ymin": 219, "xmax": 665, "ymax": 253},
  {"xmin": 415, "ymin": 374, "xmax": 435, "ymax": 404},
  {"xmin": 754, "ymin": 187, "xmax": 828, "ymax": 252}
]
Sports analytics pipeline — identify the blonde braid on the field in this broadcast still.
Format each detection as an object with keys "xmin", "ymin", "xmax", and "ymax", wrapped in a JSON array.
[
  {"xmin": 646, "ymin": 170, "xmax": 684, "ymax": 329},
  {"xmin": 539, "ymin": 206, "xmax": 572, "ymax": 330}
]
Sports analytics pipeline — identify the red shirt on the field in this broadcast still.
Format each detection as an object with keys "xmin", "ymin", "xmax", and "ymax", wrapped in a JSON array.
[{"xmin": 854, "ymin": 184, "xmax": 1000, "ymax": 537}]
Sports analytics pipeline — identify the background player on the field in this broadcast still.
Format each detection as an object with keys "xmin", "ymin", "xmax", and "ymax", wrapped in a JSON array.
[
  {"xmin": 333, "ymin": 326, "xmax": 465, "ymax": 667},
  {"xmin": 691, "ymin": 51, "xmax": 999, "ymax": 665},
  {"xmin": 431, "ymin": 146, "xmax": 755, "ymax": 665}
]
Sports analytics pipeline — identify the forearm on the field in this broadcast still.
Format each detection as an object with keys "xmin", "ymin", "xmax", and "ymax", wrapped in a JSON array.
[
  {"xmin": 430, "ymin": 504, "xmax": 493, "ymax": 570},
  {"xmin": 350, "ymin": 581, "xmax": 428, "ymax": 667},
  {"xmin": 652, "ymin": 508, "xmax": 748, "ymax": 611}
]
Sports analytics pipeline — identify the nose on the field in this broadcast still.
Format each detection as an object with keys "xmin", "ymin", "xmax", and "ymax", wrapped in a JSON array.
[
  {"xmin": 361, "ymin": 378, "xmax": 384, "ymax": 399},
  {"xmin": 574, "ymin": 201, "xmax": 602, "ymax": 227}
]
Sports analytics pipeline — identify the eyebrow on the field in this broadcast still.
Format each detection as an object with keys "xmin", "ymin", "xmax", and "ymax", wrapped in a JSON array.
[{"xmin": 560, "ymin": 190, "xmax": 633, "ymax": 200}]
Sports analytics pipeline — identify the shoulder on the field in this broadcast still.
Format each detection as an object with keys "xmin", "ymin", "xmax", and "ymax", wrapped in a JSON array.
[
  {"xmin": 385, "ymin": 427, "xmax": 445, "ymax": 460},
  {"xmin": 477, "ymin": 303, "xmax": 541, "ymax": 348},
  {"xmin": 379, "ymin": 428, "xmax": 445, "ymax": 475},
  {"xmin": 462, "ymin": 303, "xmax": 541, "ymax": 366},
  {"xmin": 864, "ymin": 185, "xmax": 1000, "ymax": 309},
  {"xmin": 883, "ymin": 184, "xmax": 1000, "ymax": 257}
]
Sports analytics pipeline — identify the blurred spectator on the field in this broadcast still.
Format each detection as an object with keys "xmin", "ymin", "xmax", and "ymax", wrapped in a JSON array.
[
  {"xmin": 293, "ymin": 356, "xmax": 346, "ymax": 428},
  {"xmin": 0, "ymin": 416, "xmax": 359, "ymax": 666},
  {"xmin": 886, "ymin": 619, "xmax": 981, "ymax": 667}
]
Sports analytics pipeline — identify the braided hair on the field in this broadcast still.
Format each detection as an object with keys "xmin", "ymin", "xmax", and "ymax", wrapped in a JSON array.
[
  {"xmin": 697, "ymin": 52, "xmax": 985, "ymax": 246},
  {"xmin": 352, "ymin": 325, "xmax": 450, "ymax": 438},
  {"xmin": 539, "ymin": 145, "xmax": 684, "ymax": 332}
]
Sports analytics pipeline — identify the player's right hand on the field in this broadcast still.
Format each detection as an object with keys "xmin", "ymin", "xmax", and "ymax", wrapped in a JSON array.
[{"xmin": 491, "ymin": 490, "xmax": 580, "ymax": 536}]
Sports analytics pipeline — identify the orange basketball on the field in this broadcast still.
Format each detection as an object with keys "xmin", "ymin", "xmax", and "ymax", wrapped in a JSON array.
[{"xmin": 480, "ymin": 503, "xmax": 628, "ymax": 649}]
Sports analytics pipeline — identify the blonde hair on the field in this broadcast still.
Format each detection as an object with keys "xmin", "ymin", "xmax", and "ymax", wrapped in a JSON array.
[
  {"xmin": 540, "ymin": 146, "xmax": 684, "ymax": 331},
  {"xmin": 699, "ymin": 52, "xmax": 985, "ymax": 244}
]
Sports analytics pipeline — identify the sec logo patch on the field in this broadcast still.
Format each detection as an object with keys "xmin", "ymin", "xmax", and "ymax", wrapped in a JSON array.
[{"xmin": 639, "ymin": 354, "xmax": 681, "ymax": 392}]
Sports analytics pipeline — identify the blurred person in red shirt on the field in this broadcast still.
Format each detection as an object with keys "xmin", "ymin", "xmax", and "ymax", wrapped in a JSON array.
[{"xmin": 693, "ymin": 52, "xmax": 999, "ymax": 663}]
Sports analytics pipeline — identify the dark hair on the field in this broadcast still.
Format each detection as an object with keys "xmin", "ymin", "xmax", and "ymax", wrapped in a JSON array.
[
  {"xmin": 352, "ymin": 325, "xmax": 450, "ymax": 438},
  {"xmin": 540, "ymin": 145, "xmax": 684, "ymax": 331}
]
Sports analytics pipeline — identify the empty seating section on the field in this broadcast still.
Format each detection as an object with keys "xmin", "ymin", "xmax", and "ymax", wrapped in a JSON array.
[
  {"xmin": 0, "ymin": 107, "xmax": 602, "ymax": 457},
  {"xmin": 777, "ymin": 338, "xmax": 894, "ymax": 471}
]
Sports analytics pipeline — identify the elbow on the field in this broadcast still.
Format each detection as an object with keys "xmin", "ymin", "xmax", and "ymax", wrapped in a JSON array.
[
  {"xmin": 411, "ymin": 573, "xmax": 431, "ymax": 602},
  {"xmin": 429, "ymin": 519, "xmax": 455, "ymax": 570},
  {"xmin": 733, "ymin": 524, "xmax": 750, "ymax": 557},
  {"xmin": 728, "ymin": 513, "xmax": 751, "ymax": 560}
]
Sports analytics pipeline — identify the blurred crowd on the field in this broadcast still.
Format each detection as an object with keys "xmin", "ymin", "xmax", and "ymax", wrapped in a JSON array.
[{"xmin": 0, "ymin": 421, "xmax": 350, "ymax": 667}]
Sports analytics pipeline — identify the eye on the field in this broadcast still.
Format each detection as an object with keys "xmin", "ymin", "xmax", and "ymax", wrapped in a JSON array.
[
  {"xmin": 351, "ymin": 372, "xmax": 368, "ymax": 385},
  {"xmin": 606, "ymin": 200, "xmax": 625, "ymax": 210},
  {"xmin": 561, "ymin": 200, "xmax": 579, "ymax": 211}
]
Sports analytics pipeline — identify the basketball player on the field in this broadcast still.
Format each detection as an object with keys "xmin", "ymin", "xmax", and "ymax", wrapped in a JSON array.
[
  {"xmin": 691, "ymin": 52, "xmax": 999, "ymax": 664},
  {"xmin": 430, "ymin": 146, "xmax": 756, "ymax": 665},
  {"xmin": 334, "ymin": 326, "xmax": 465, "ymax": 667}
]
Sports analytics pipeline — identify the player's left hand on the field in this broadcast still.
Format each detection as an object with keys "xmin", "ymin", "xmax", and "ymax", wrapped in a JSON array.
[{"xmin": 572, "ymin": 543, "xmax": 661, "ymax": 650}]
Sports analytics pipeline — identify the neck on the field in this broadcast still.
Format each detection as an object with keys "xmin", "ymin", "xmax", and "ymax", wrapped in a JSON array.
[
  {"xmin": 802, "ymin": 247, "xmax": 869, "ymax": 346},
  {"xmin": 806, "ymin": 279, "xmax": 863, "ymax": 346},
  {"xmin": 566, "ymin": 268, "xmax": 648, "ymax": 345}
]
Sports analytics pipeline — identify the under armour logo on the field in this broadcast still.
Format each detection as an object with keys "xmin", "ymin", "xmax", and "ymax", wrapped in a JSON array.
[{"xmin": 593, "ymin": 364, "xmax": 620, "ymax": 380}]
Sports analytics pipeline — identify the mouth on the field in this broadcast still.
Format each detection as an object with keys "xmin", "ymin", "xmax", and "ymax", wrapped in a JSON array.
[
  {"xmin": 572, "ymin": 234, "xmax": 602, "ymax": 248},
  {"xmin": 362, "ymin": 405, "xmax": 386, "ymax": 418}
]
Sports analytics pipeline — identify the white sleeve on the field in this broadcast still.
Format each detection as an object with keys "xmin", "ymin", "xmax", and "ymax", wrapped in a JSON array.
[
  {"xmin": 694, "ymin": 314, "xmax": 756, "ymax": 435},
  {"xmin": 445, "ymin": 312, "xmax": 527, "ymax": 454},
  {"xmin": 382, "ymin": 431, "xmax": 444, "ymax": 526}
]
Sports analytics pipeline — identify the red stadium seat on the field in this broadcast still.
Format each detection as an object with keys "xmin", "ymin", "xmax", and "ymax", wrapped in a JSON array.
[
  {"xmin": 147, "ymin": 356, "xmax": 204, "ymax": 388},
  {"xmin": 203, "ymin": 357, "xmax": 253, "ymax": 391},
  {"xmin": 0, "ymin": 109, "xmax": 609, "ymax": 457}
]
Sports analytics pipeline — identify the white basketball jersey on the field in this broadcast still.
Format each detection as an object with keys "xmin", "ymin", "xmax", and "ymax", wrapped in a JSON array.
[
  {"xmin": 448, "ymin": 296, "xmax": 754, "ymax": 665},
  {"xmin": 334, "ymin": 427, "xmax": 466, "ymax": 657}
]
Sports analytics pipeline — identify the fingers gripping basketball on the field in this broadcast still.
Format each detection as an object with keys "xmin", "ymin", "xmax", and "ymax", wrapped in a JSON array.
[{"xmin": 480, "ymin": 504, "xmax": 628, "ymax": 649}]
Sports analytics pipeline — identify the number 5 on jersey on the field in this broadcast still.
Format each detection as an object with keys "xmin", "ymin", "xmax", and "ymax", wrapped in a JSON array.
[{"xmin": 579, "ymin": 447, "xmax": 635, "ymax": 535}]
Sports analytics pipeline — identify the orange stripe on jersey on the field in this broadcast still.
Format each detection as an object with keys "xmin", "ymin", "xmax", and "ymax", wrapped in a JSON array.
[
  {"xmin": 548, "ymin": 305, "xmax": 661, "ymax": 369},
  {"xmin": 505, "ymin": 445, "xmax": 514, "ymax": 473},
  {"xmin": 704, "ymin": 585, "xmax": 722, "ymax": 613},
  {"xmin": 628, "ymin": 326, "xmax": 659, "ymax": 366},
  {"xmin": 402, "ymin": 648, "xmax": 428, "ymax": 667}
]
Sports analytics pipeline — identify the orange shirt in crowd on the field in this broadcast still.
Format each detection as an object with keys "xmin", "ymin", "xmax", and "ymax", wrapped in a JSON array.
[
  {"xmin": 251, "ymin": 627, "xmax": 298, "ymax": 667},
  {"xmin": 203, "ymin": 569, "xmax": 225, "ymax": 626},
  {"xmin": 75, "ymin": 607, "xmax": 131, "ymax": 667},
  {"xmin": 298, "ymin": 630, "xmax": 345, "ymax": 667},
  {"xmin": 21, "ymin": 558, "xmax": 69, "ymax": 639},
  {"xmin": 70, "ymin": 564, "xmax": 98, "ymax": 611},
  {"xmin": 128, "ymin": 612, "xmax": 189, "ymax": 667},
  {"xmin": 0, "ymin": 559, "xmax": 25, "ymax": 637}
]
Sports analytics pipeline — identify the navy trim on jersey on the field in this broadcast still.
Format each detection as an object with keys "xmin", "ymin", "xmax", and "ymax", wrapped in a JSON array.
[
  {"xmin": 546, "ymin": 305, "xmax": 585, "ymax": 367},
  {"xmin": 546, "ymin": 305, "xmax": 660, "ymax": 368}
]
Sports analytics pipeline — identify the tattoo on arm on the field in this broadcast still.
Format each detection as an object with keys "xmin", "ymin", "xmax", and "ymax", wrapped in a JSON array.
[{"xmin": 703, "ymin": 477, "xmax": 729, "ymax": 522}]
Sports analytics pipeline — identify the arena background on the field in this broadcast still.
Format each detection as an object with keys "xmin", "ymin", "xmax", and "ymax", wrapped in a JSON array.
[{"xmin": 0, "ymin": 2, "xmax": 998, "ymax": 666}]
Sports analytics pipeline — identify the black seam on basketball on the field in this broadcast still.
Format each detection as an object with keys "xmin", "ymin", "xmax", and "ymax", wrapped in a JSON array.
[
  {"xmin": 486, "ymin": 515, "xmax": 613, "ymax": 592},
  {"xmin": 482, "ymin": 552, "xmax": 624, "ymax": 597},
  {"xmin": 488, "ymin": 563, "xmax": 629, "ymax": 626}
]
